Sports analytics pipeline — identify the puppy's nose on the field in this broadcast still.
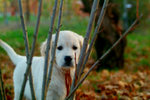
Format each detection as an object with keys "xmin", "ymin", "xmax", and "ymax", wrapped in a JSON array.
[{"xmin": 64, "ymin": 56, "xmax": 72, "ymax": 63}]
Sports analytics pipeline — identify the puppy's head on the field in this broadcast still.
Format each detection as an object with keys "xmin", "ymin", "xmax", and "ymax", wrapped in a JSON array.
[{"xmin": 41, "ymin": 31, "xmax": 84, "ymax": 69}]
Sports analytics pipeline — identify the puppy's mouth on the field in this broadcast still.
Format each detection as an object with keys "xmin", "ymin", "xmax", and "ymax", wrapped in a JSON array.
[{"xmin": 62, "ymin": 62, "xmax": 74, "ymax": 68}]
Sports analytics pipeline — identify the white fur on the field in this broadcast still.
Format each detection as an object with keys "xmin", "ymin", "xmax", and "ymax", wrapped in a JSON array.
[{"xmin": 0, "ymin": 30, "xmax": 84, "ymax": 100}]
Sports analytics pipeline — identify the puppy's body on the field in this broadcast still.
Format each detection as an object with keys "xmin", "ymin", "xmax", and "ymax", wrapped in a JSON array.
[
  {"xmin": 0, "ymin": 31, "xmax": 83, "ymax": 100},
  {"xmin": 14, "ymin": 57, "xmax": 68, "ymax": 100}
]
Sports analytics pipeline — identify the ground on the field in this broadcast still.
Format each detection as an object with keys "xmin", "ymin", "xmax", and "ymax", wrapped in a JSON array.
[{"xmin": 0, "ymin": 15, "xmax": 150, "ymax": 100}]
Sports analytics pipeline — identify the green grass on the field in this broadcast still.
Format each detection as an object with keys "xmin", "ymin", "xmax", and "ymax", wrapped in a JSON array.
[
  {"xmin": 0, "ymin": 15, "xmax": 150, "ymax": 69},
  {"xmin": 0, "ymin": 16, "xmax": 19, "ymax": 22},
  {"xmin": 0, "ymin": 15, "xmax": 89, "ymax": 54},
  {"xmin": 124, "ymin": 24, "xmax": 150, "ymax": 69},
  {"xmin": 0, "ymin": 15, "xmax": 46, "ymax": 23}
]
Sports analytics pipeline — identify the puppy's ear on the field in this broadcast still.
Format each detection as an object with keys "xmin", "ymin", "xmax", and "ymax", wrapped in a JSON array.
[
  {"xmin": 75, "ymin": 33, "xmax": 89, "ymax": 52},
  {"xmin": 40, "ymin": 40, "xmax": 47, "ymax": 56},
  {"xmin": 78, "ymin": 35, "xmax": 84, "ymax": 49},
  {"xmin": 40, "ymin": 34, "xmax": 56, "ymax": 56},
  {"xmin": 74, "ymin": 33, "xmax": 83, "ymax": 48},
  {"xmin": 52, "ymin": 34, "xmax": 56, "ymax": 43}
]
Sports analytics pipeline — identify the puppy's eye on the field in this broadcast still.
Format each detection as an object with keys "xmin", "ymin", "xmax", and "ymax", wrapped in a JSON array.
[
  {"xmin": 72, "ymin": 45, "xmax": 77, "ymax": 50},
  {"xmin": 57, "ymin": 46, "xmax": 63, "ymax": 50}
]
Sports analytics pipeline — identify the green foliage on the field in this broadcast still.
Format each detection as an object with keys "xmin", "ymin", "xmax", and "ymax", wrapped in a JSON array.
[
  {"xmin": 0, "ymin": 15, "xmax": 89, "ymax": 54},
  {"xmin": 0, "ymin": 16, "xmax": 19, "ymax": 22},
  {"xmin": 0, "ymin": 15, "xmax": 150, "ymax": 69},
  {"xmin": 124, "ymin": 30, "xmax": 150, "ymax": 69}
]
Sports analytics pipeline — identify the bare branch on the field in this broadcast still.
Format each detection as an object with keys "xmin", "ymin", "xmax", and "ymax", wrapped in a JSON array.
[
  {"xmin": 0, "ymin": 89, "xmax": 2, "ymax": 100},
  {"xmin": 47, "ymin": 0, "xmax": 64, "ymax": 89},
  {"xmin": 136, "ymin": 0, "xmax": 139, "ymax": 18},
  {"xmin": 18, "ymin": 0, "xmax": 34, "ymax": 99},
  {"xmin": 79, "ymin": 0, "xmax": 109, "ymax": 78},
  {"xmin": 69, "ymin": 0, "xmax": 100, "ymax": 99},
  {"xmin": 66, "ymin": 15, "xmax": 142, "ymax": 99},
  {"xmin": 0, "ymin": 67, "xmax": 6, "ymax": 100},
  {"xmin": 76, "ymin": 0, "xmax": 99, "ymax": 77},
  {"xmin": 28, "ymin": 0, "xmax": 43, "ymax": 99},
  {"xmin": 41, "ymin": 0, "xmax": 58, "ymax": 99},
  {"xmin": 18, "ymin": 0, "xmax": 30, "ymax": 58},
  {"xmin": 18, "ymin": 0, "xmax": 43, "ymax": 99}
]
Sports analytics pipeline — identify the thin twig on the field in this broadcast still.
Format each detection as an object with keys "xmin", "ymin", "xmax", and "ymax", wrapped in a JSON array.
[
  {"xmin": 66, "ymin": 15, "xmax": 142, "ymax": 99},
  {"xmin": 79, "ymin": 0, "xmax": 109, "ymax": 78},
  {"xmin": 0, "ymin": 88, "xmax": 2, "ymax": 100},
  {"xmin": 41, "ymin": 0, "xmax": 58, "ymax": 99},
  {"xmin": 136, "ymin": 0, "xmax": 139, "ymax": 19},
  {"xmin": 18, "ymin": 0, "xmax": 30, "ymax": 58},
  {"xmin": 18, "ymin": 0, "xmax": 43, "ymax": 99},
  {"xmin": 46, "ymin": 0, "xmax": 64, "ymax": 89},
  {"xmin": 76, "ymin": 0, "xmax": 99, "ymax": 77},
  {"xmin": 0, "ymin": 67, "xmax": 6, "ymax": 100},
  {"xmin": 69, "ymin": 0, "xmax": 100, "ymax": 99},
  {"xmin": 18, "ymin": 0, "xmax": 35, "ymax": 99},
  {"xmin": 28, "ymin": 0, "xmax": 43, "ymax": 99},
  {"xmin": 74, "ymin": 53, "xmax": 78, "ymax": 87}
]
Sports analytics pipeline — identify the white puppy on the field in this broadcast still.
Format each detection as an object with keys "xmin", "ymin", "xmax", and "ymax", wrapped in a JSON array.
[{"xmin": 0, "ymin": 30, "xmax": 84, "ymax": 100}]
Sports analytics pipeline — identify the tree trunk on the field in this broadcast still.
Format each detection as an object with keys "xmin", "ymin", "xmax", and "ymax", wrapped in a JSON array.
[{"xmin": 81, "ymin": 0, "xmax": 126, "ymax": 70}]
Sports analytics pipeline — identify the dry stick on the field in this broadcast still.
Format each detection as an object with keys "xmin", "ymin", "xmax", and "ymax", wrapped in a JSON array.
[
  {"xmin": 18, "ymin": 0, "xmax": 35, "ymax": 99},
  {"xmin": 0, "ymin": 71, "xmax": 3, "ymax": 100},
  {"xmin": 18, "ymin": 0, "xmax": 43, "ymax": 99},
  {"xmin": 69, "ymin": 0, "xmax": 100, "ymax": 99},
  {"xmin": 41, "ymin": 0, "xmax": 58, "ymax": 99},
  {"xmin": 136, "ymin": 0, "xmax": 139, "ymax": 19},
  {"xmin": 66, "ymin": 15, "xmax": 142, "ymax": 99},
  {"xmin": 0, "ymin": 88, "xmax": 2, "ymax": 100},
  {"xmin": 0, "ymin": 67, "xmax": 6, "ymax": 100},
  {"xmin": 46, "ymin": 0, "xmax": 64, "ymax": 89},
  {"xmin": 18, "ymin": 0, "xmax": 30, "ymax": 58},
  {"xmin": 79, "ymin": 0, "xmax": 109, "ymax": 78},
  {"xmin": 76, "ymin": 0, "xmax": 100, "ymax": 77},
  {"xmin": 28, "ymin": 0, "xmax": 43, "ymax": 99}
]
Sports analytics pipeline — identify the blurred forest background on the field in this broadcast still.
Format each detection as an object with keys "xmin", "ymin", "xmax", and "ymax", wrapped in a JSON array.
[{"xmin": 0, "ymin": 0, "xmax": 150, "ymax": 99}]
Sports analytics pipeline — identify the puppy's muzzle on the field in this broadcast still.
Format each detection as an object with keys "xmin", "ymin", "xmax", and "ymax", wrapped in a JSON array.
[{"xmin": 64, "ymin": 56, "xmax": 73, "ymax": 67}]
